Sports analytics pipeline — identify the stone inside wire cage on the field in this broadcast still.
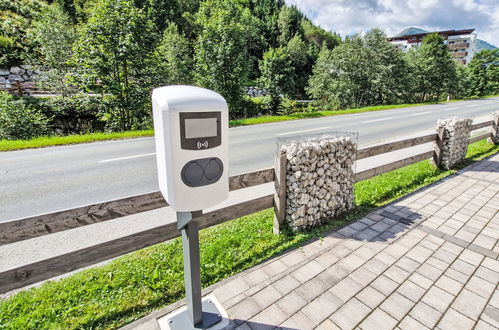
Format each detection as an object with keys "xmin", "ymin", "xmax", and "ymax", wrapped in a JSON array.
[{"xmin": 276, "ymin": 131, "xmax": 359, "ymax": 231}]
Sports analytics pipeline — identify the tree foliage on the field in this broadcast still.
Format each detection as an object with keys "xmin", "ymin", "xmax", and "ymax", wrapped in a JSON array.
[
  {"xmin": 406, "ymin": 33, "xmax": 457, "ymax": 102},
  {"xmin": 467, "ymin": 49, "xmax": 499, "ymax": 97},
  {"xmin": 72, "ymin": 0, "xmax": 155, "ymax": 130},
  {"xmin": 151, "ymin": 23, "xmax": 193, "ymax": 86},
  {"xmin": 194, "ymin": 0, "xmax": 253, "ymax": 117},
  {"xmin": 32, "ymin": 3, "xmax": 77, "ymax": 96}
]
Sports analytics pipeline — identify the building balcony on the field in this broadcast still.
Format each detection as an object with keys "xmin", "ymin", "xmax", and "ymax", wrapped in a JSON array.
[
  {"xmin": 448, "ymin": 43, "xmax": 469, "ymax": 49},
  {"xmin": 452, "ymin": 51, "xmax": 468, "ymax": 57}
]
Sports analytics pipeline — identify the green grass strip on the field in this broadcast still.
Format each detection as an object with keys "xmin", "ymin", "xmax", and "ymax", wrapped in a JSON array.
[
  {"xmin": 0, "ymin": 140, "xmax": 497, "ymax": 329},
  {"xmin": 229, "ymin": 103, "xmax": 431, "ymax": 127},
  {"xmin": 0, "ymin": 130, "xmax": 154, "ymax": 152}
]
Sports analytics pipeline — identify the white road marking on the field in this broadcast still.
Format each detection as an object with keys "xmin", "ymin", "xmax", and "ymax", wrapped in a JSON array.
[
  {"xmin": 411, "ymin": 111, "xmax": 432, "ymax": 116},
  {"xmin": 278, "ymin": 126, "xmax": 331, "ymax": 136},
  {"xmin": 443, "ymin": 107, "xmax": 458, "ymax": 111},
  {"xmin": 99, "ymin": 152, "xmax": 155, "ymax": 163},
  {"xmin": 362, "ymin": 117, "xmax": 393, "ymax": 124}
]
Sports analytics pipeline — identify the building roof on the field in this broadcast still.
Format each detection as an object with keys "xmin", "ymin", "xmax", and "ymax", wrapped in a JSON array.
[{"xmin": 388, "ymin": 29, "xmax": 475, "ymax": 41}]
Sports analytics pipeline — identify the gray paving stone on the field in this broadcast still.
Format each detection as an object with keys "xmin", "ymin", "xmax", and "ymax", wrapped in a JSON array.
[
  {"xmin": 261, "ymin": 260, "xmax": 288, "ymax": 277},
  {"xmin": 243, "ymin": 268, "xmax": 271, "ymax": 287},
  {"xmin": 459, "ymin": 249, "xmax": 485, "ymax": 266},
  {"xmin": 398, "ymin": 315, "xmax": 430, "ymax": 330},
  {"xmin": 383, "ymin": 265, "xmax": 410, "ymax": 284},
  {"xmin": 380, "ymin": 292, "xmax": 414, "ymax": 321},
  {"xmin": 417, "ymin": 263, "xmax": 444, "ymax": 281},
  {"xmin": 291, "ymin": 260, "xmax": 326, "ymax": 283},
  {"xmin": 397, "ymin": 279, "xmax": 427, "ymax": 302},
  {"xmin": 370, "ymin": 275, "xmax": 399, "ymax": 296},
  {"xmin": 356, "ymin": 286, "xmax": 386, "ymax": 309},
  {"xmin": 358, "ymin": 308, "xmax": 398, "ymax": 330},
  {"xmin": 316, "ymin": 319, "xmax": 341, "ymax": 330},
  {"xmin": 249, "ymin": 304, "xmax": 287, "ymax": 329},
  {"xmin": 275, "ymin": 291, "xmax": 307, "ymax": 316},
  {"xmin": 280, "ymin": 250, "xmax": 307, "ymax": 267},
  {"xmin": 354, "ymin": 228, "xmax": 380, "ymax": 241},
  {"xmin": 475, "ymin": 319, "xmax": 498, "ymax": 330},
  {"xmin": 295, "ymin": 277, "xmax": 330, "ymax": 302},
  {"xmin": 252, "ymin": 285, "xmax": 282, "ymax": 309},
  {"xmin": 214, "ymin": 277, "xmax": 251, "ymax": 303},
  {"xmin": 426, "ymin": 257, "xmax": 449, "ymax": 271},
  {"xmin": 475, "ymin": 266, "xmax": 499, "ymax": 285},
  {"xmin": 451, "ymin": 259, "xmax": 476, "ymax": 276},
  {"xmin": 363, "ymin": 258, "xmax": 389, "ymax": 275},
  {"xmin": 409, "ymin": 301, "xmax": 442, "ymax": 329},
  {"xmin": 273, "ymin": 275, "xmax": 301, "ymax": 296},
  {"xmin": 280, "ymin": 311, "xmax": 313, "ymax": 330},
  {"xmin": 302, "ymin": 292, "xmax": 343, "ymax": 326},
  {"xmin": 315, "ymin": 252, "xmax": 339, "ymax": 268},
  {"xmin": 464, "ymin": 276, "xmax": 495, "ymax": 299},
  {"xmin": 482, "ymin": 257, "xmax": 499, "ymax": 273},
  {"xmin": 350, "ymin": 267, "xmax": 377, "ymax": 286},
  {"xmin": 437, "ymin": 308, "xmax": 475, "ymax": 330},
  {"xmin": 452, "ymin": 289, "xmax": 487, "ymax": 321},
  {"xmin": 421, "ymin": 286, "xmax": 454, "ymax": 313},
  {"xmin": 229, "ymin": 297, "xmax": 262, "ymax": 321},
  {"xmin": 435, "ymin": 275, "xmax": 463, "ymax": 296},
  {"xmin": 395, "ymin": 256, "xmax": 421, "ymax": 273},
  {"xmin": 444, "ymin": 267, "xmax": 470, "ymax": 284},
  {"xmin": 481, "ymin": 306, "xmax": 499, "ymax": 328},
  {"xmin": 328, "ymin": 277, "xmax": 363, "ymax": 302},
  {"xmin": 329, "ymin": 297, "xmax": 371, "ymax": 330}
]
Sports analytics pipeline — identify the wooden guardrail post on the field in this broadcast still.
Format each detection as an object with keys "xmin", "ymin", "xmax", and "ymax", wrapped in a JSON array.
[
  {"xmin": 273, "ymin": 150, "xmax": 287, "ymax": 234},
  {"xmin": 489, "ymin": 112, "xmax": 499, "ymax": 145},
  {"xmin": 433, "ymin": 125, "xmax": 445, "ymax": 168}
]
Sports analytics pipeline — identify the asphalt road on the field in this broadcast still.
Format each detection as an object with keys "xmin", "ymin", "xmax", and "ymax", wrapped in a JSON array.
[{"xmin": 1, "ymin": 98, "xmax": 498, "ymax": 222}]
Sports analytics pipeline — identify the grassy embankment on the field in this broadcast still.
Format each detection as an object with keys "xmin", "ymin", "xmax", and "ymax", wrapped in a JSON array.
[
  {"xmin": 3, "ymin": 94, "xmax": 497, "ymax": 152},
  {"xmin": 0, "ymin": 139, "xmax": 497, "ymax": 329}
]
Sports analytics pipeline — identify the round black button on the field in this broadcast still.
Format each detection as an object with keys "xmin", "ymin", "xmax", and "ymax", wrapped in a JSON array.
[
  {"xmin": 182, "ymin": 162, "xmax": 204, "ymax": 186},
  {"xmin": 204, "ymin": 158, "xmax": 223, "ymax": 181}
]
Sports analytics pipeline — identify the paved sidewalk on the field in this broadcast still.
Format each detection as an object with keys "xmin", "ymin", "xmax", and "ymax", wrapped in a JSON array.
[{"xmin": 127, "ymin": 154, "xmax": 499, "ymax": 330}]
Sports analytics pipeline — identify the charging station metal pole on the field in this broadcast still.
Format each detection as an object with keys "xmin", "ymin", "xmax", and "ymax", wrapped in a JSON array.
[{"xmin": 169, "ymin": 211, "xmax": 221, "ymax": 329}]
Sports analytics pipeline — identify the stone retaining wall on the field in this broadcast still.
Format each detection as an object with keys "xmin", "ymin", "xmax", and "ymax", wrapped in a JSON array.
[
  {"xmin": 0, "ymin": 66, "xmax": 45, "ymax": 94},
  {"xmin": 246, "ymin": 86, "xmax": 269, "ymax": 97},
  {"xmin": 280, "ymin": 134, "xmax": 357, "ymax": 231},
  {"xmin": 437, "ymin": 118, "xmax": 472, "ymax": 169}
]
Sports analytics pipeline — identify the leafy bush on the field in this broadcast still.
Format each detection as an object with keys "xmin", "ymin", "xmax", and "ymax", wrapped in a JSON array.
[
  {"xmin": 38, "ymin": 95, "xmax": 107, "ymax": 134},
  {"xmin": 0, "ymin": 92, "xmax": 50, "ymax": 140}
]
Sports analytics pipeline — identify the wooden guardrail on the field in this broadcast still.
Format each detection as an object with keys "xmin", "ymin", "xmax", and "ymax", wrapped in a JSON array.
[
  {"xmin": 0, "ymin": 168, "xmax": 274, "ymax": 245},
  {"xmin": 0, "ymin": 117, "xmax": 496, "ymax": 294}
]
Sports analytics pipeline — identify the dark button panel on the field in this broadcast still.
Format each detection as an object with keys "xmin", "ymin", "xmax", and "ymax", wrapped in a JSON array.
[{"xmin": 181, "ymin": 157, "xmax": 224, "ymax": 187}]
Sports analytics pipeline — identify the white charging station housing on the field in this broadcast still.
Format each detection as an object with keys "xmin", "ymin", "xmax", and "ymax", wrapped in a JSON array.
[{"xmin": 152, "ymin": 86, "xmax": 229, "ymax": 211}]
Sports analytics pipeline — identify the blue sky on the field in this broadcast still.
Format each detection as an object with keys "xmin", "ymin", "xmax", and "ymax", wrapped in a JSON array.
[{"xmin": 285, "ymin": 0, "xmax": 499, "ymax": 46}]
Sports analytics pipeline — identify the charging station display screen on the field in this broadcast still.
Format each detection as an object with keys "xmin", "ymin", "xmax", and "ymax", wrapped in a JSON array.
[{"xmin": 185, "ymin": 118, "xmax": 218, "ymax": 139}]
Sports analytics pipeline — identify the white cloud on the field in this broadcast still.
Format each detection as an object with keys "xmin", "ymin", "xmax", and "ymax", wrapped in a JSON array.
[{"xmin": 286, "ymin": 0, "xmax": 499, "ymax": 46}]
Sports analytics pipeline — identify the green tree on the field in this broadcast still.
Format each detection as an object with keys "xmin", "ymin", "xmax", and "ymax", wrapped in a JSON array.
[
  {"xmin": 194, "ymin": 0, "xmax": 252, "ymax": 117},
  {"xmin": 258, "ymin": 47, "xmax": 293, "ymax": 112},
  {"xmin": 32, "ymin": 3, "xmax": 77, "ymax": 96},
  {"xmin": 467, "ymin": 49, "xmax": 499, "ymax": 97},
  {"xmin": 285, "ymin": 34, "xmax": 311, "ymax": 98},
  {"xmin": 151, "ymin": 23, "xmax": 193, "ymax": 86},
  {"xmin": 307, "ymin": 37, "xmax": 372, "ymax": 109},
  {"xmin": 72, "ymin": 0, "xmax": 155, "ymax": 130},
  {"xmin": 406, "ymin": 33, "xmax": 457, "ymax": 102},
  {"xmin": 277, "ymin": 5, "xmax": 302, "ymax": 46},
  {"xmin": 362, "ymin": 28, "xmax": 409, "ymax": 104},
  {"xmin": 0, "ymin": 0, "xmax": 46, "ymax": 66}
]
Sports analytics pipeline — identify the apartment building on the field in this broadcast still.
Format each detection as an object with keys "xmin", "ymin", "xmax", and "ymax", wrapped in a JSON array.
[{"xmin": 388, "ymin": 29, "xmax": 477, "ymax": 65}]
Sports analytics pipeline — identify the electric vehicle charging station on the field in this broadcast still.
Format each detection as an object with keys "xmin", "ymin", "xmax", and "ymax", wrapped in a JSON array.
[{"xmin": 152, "ymin": 86, "xmax": 229, "ymax": 329}]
